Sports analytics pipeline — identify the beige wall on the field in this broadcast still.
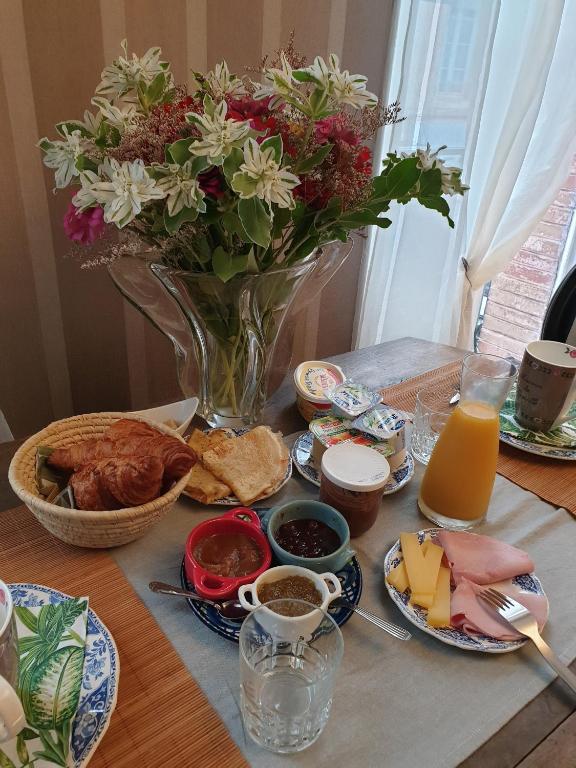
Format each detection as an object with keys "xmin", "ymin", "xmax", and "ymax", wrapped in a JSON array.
[{"xmin": 0, "ymin": 0, "xmax": 394, "ymax": 438}]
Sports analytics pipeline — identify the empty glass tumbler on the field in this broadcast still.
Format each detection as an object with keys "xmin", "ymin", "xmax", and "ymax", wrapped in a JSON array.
[{"xmin": 239, "ymin": 599, "xmax": 344, "ymax": 754}]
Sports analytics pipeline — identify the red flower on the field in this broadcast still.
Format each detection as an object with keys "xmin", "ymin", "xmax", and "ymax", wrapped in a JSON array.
[
  {"xmin": 315, "ymin": 114, "xmax": 360, "ymax": 146},
  {"xmin": 63, "ymin": 202, "xmax": 106, "ymax": 245},
  {"xmin": 198, "ymin": 167, "xmax": 225, "ymax": 199},
  {"xmin": 354, "ymin": 146, "xmax": 372, "ymax": 175}
]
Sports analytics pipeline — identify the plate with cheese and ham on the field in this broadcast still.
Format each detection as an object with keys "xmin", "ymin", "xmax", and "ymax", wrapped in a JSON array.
[{"xmin": 384, "ymin": 529, "xmax": 548, "ymax": 653}]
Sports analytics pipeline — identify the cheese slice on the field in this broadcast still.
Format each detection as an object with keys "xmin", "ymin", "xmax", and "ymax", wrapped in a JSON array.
[
  {"xmin": 400, "ymin": 534, "xmax": 444, "ymax": 608},
  {"xmin": 427, "ymin": 566, "xmax": 451, "ymax": 627},
  {"xmin": 421, "ymin": 539, "xmax": 431, "ymax": 556},
  {"xmin": 386, "ymin": 560, "xmax": 409, "ymax": 592}
]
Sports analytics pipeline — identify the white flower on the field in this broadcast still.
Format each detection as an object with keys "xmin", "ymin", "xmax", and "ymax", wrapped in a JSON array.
[
  {"xmin": 231, "ymin": 138, "xmax": 300, "ymax": 209},
  {"xmin": 38, "ymin": 128, "xmax": 88, "ymax": 188},
  {"xmin": 95, "ymin": 39, "xmax": 171, "ymax": 99},
  {"xmin": 79, "ymin": 109, "xmax": 104, "ymax": 137},
  {"xmin": 298, "ymin": 54, "xmax": 378, "ymax": 109},
  {"xmin": 205, "ymin": 61, "xmax": 246, "ymax": 100},
  {"xmin": 87, "ymin": 158, "xmax": 165, "ymax": 228},
  {"xmin": 92, "ymin": 96, "xmax": 139, "ymax": 131},
  {"xmin": 253, "ymin": 52, "xmax": 295, "ymax": 106},
  {"xmin": 187, "ymin": 100, "xmax": 251, "ymax": 163},
  {"xmin": 412, "ymin": 144, "xmax": 468, "ymax": 195},
  {"xmin": 72, "ymin": 170, "xmax": 101, "ymax": 211},
  {"xmin": 153, "ymin": 161, "xmax": 206, "ymax": 217}
]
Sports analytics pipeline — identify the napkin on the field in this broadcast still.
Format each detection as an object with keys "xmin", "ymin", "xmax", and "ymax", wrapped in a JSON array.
[{"xmin": 0, "ymin": 597, "xmax": 89, "ymax": 768}]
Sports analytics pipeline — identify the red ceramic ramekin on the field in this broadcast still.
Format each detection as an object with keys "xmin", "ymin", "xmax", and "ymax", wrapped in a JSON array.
[{"xmin": 185, "ymin": 508, "xmax": 272, "ymax": 600}]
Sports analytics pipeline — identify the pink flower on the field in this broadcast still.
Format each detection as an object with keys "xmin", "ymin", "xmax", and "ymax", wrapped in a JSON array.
[{"xmin": 63, "ymin": 202, "xmax": 106, "ymax": 245}]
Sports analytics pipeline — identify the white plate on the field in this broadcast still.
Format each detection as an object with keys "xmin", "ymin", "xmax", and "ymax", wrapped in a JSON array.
[
  {"xmin": 131, "ymin": 396, "xmax": 199, "ymax": 436},
  {"xmin": 291, "ymin": 431, "xmax": 414, "ymax": 495},
  {"xmin": 183, "ymin": 427, "xmax": 292, "ymax": 506},
  {"xmin": 9, "ymin": 583, "xmax": 119, "ymax": 767},
  {"xmin": 383, "ymin": 529, "xmax": 547, "ymax": 653}
]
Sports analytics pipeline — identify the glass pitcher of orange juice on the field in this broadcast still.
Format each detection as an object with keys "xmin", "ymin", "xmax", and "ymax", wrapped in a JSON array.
[{"xmin": 418, "ymin": 353, "xmax": 517, "ymax": 530}]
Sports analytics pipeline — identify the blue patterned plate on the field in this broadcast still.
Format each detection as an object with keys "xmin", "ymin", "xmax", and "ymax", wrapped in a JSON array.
[
  {"xmin": 384, "ymin": 530, "xmax": 547, "ymax": 653},
  {"xmin": 291, "ymin": 431, "xmax": 414, "ymax": 495},
  {"xmin": 179, "ymin": 507, "xmax": 362, "ymax": 642},
  {"xmin": 9, "ymin": 584, "xmax": 119, "ymax": 767},
  {"xmin": 183, "ymin": 427, "xmax": 293, "ymax": 505}
]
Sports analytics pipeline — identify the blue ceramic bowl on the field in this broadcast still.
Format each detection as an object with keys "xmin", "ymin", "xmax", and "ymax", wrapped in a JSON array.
[{"xmin": 266, "ymin": 500, "xmax": 355, "ymax": 574}]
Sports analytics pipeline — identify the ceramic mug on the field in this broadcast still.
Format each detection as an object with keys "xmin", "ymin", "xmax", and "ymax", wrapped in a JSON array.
[
  {"xmin": 515, "ymin": 340, "xmax": 576, "ymax": 432},
  {"xmin": 0, "ymin": 580, "xmax": 25, "ymax": 742}
]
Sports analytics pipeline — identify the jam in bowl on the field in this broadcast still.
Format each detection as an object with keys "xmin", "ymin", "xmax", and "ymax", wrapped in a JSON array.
[
  {"xmin": 185, "ymin": 508, "xmax": 272, "ymax": 600},
  {"xmin": 266, "ymin": 500, "xmax": 354, "ymax": 573}
]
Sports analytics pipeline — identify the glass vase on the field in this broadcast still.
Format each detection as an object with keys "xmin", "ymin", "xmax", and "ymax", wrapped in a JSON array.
[{"xmin": 108, "ymin": 240, "xmax": 353, "ymax": 427}]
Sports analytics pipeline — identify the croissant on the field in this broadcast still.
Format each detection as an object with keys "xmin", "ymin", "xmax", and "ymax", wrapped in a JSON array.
[
  {"xmin": 49, "ymin": 419, "xmax": 196, "ymax": 481},
  {"xmin": 69, "ymin": 463, "xmax": 120, "ymax": 511},
  {"xmin": 70, "ymin": 456, "xmax": 164, "ymax": 510}
]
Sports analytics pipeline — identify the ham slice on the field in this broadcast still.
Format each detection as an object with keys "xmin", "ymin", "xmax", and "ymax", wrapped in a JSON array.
[
  {"xmin": 451, "ymin": 578, "xmax": 549, "ymax": 640},
  {"xmin": 437, "ymin": 530, "xmax": 534, "ymax": 585}
]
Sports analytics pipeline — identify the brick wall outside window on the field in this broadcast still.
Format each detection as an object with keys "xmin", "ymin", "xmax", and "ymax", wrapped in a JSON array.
[{"xmin": 476, "ymin": 157, "xmax": 576, "ymax": 360}]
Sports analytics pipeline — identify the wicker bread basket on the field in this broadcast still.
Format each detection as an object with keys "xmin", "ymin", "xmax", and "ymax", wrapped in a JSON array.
[{"xmin": 8, "ymin": 412, "xmax": 192, "ymax": 548}]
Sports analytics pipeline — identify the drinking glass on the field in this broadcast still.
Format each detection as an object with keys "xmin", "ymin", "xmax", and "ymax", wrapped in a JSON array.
[
  {"xmin": 239, "ymin": 599, "xmax": 343, "ymax": 754},
  {"xmin": 418, "ymin": 353, "xmax": 517, "ymax": 530},
  {"xmin": 411, "ymin": 386, "xmax": 456, "ymax": 465}
]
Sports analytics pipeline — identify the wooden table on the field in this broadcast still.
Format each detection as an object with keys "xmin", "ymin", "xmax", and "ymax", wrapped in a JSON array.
[{"xmin": 1, "ymin": 337, "xmax": 574, "ymax": 767}]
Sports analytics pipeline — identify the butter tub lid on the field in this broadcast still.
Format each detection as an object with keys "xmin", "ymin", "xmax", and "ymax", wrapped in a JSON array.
[
  {"xmin": 321, "ymin": 443, "xmax": 390, "ymax": 492},
  {"xmin": 294, "ymin": 361, "xmax": 346, "ymax": 404}
]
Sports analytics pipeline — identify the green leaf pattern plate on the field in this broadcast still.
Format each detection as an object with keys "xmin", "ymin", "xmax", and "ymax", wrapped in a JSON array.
[{"xmin": 499, "ymin": 386, "xmax": 576, "ymax": 460}]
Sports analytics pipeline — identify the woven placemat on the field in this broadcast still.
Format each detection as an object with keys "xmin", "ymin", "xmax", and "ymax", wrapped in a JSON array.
[
  {"xmin": 1, "ymin": 505, "xmax": 248, "ymax": 768},
  {"xmin": 381, "ymin": 361, "xmax": 576, "ymax": 516}
]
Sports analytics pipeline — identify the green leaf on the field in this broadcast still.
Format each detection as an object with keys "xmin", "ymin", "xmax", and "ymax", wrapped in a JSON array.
[
  {"xmin": 0, "ymin": 749, "xmax": 16, "ymax": 768},
  {"xmin": 221, "ymin": 211, "xmax": 246, "ymax": 239},
  {"xmin": 75, "ymin": 155, "xmax": 98, "ymax": 173},
  {"xmin": 288, "ymin": 235, "xmax": 319, "ymax": 263},
  {"xmin": 19, "ymin": 727, "xmax": 39, "ymax": 741},
  {"xmin": 212, "ymin": 246, "xmax": 248, "ymax": 282},
  {"xmin": 16, "ymin": 733, "xmax": 29, "ymax": 764},
  {"xmin": 308, "ymin": 87, "xmax": 330, "ymax": 118},
  {"xmin": 271, "ymin": 206, "xmax": 292, "ymax": 238},
  {"xmin": 167, "ymin": 137, "xmax": 195, "ymax": 165},
  {"xmin": 315, "ymin": 196, "xmax": 342, "ymax": 224},
  {"xmin": 292, "ymin": 70, "xmax": 320, "ymax": 84},
  {"xmin": 55, "ymin": 121, "xmax": 92, "ymax": 139},
  {"xmin": 338, "ymin": 209, "xmax": 392, "ymax": 229},
  {"xmin": 238, "ymin": 197, "xmax": 271, "ymax": 247},
  {"xmin": 260, "ymin": 135, "xmax": 282, "ymax": 164},
  {"xmin": 374, "ymin": 156, "xmax": 421, "ymax": 199},
  {"xmin": 296, "ymin": 143, "xmax": 333, "ymax": 174},
  {"xmin": 59, "ymin": 598, "xmax": 87, "ymax": 631},
  {"xmin": 163, "ymin": 204, "xmax": 199, "ymax": 234},
  {"xmin": 222, "ymin": 147, "xmax": 244, "ymax": 183},
  {"xmin": 190, "ymin": 156, "xmax": 209, "ymax": 176},
  {"xmin": 24, "ymin": 646, "xmax": 84, "ymax": 730},
  {"xmin": 15, "ymin": 606, "xmax": 39, "ymax": 634},
  {"xmin": 146, "ymin": 72, "xmax": 166, "ymax": 105},
  {"xmin": 418, "ymin": 167, "xmax": 442, "ymax": 196},
  {"xmin": 418, "ymin": 195, "xmax": 454, "ymax": 227}
]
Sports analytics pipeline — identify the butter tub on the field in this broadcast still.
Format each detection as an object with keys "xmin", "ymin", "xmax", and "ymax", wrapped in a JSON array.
[{"xmin": 293, "ymin": 360, "xmax": 345, "ymax": 423}]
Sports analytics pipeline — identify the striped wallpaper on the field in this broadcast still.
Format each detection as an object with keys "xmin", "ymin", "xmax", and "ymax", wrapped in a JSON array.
[{"xmin": 0, "ymin": 0, "xmax": 393, "ymax": 438}]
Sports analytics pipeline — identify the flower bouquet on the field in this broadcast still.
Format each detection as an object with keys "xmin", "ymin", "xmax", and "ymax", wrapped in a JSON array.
[{"xmin": 39, "ymin": 38, "xmax": 466, "ymax": 426}]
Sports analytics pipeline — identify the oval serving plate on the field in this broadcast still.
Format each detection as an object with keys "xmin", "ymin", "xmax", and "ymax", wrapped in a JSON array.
[
  {"xmin": 291, "ymin": 430, "xmax": 414, "ymax": 495},
  {"xmin": 383, "ymin": 529, "xmax": 547, "ymax": 653},
  {"xmin": 179, "ymin": 510, "xmax": 362, "ymax": 642},
  {"xmin": 183, "ymin": 427, "xmax": 293, "ymax": 505},
  {"xmin": 9, "ymin": 583, "xmax": 119, "ymax": 767}
]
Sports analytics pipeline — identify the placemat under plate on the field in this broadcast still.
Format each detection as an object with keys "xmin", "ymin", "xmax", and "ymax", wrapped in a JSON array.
[
  {"xmin": 0, "ymin": 505, "xmax": 247, "ymax": 768},
  {"xmin": 380, "ymin": 360, "xmax": 576, "ymax": 515}
]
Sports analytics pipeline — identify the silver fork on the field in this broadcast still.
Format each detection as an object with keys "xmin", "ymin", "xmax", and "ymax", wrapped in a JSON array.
[
  {"xmin": 478, "ymin": 588, "xmax": 576, "ymax": 694},
  {"xmin": 332, "ymin": 598, "xmax": 411, "ymax": 641}
]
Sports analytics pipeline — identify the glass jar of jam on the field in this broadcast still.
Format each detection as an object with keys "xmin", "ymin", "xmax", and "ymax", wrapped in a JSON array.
[{"xmin": 319, "ymin": 443, "xmax": 390, "ymax": 537}]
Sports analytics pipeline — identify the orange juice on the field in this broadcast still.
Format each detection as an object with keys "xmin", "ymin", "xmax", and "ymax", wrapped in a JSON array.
[{"xmin": 418, "ymin": 400, "xmax": 500, "ymax": 527}]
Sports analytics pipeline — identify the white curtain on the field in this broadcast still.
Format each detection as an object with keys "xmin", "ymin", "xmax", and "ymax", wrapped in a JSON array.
[{"xmin": 354, "ymin": 0, "xmax": 576, "ymax": 351}]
